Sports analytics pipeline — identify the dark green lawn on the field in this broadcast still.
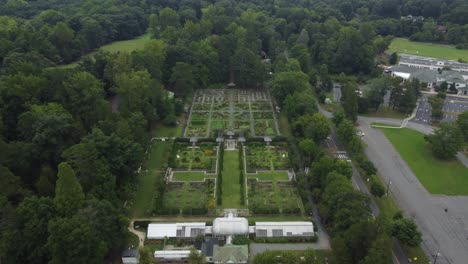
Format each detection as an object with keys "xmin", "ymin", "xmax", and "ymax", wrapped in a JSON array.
[
  {"xmin": 131, "ymin": 141, "xmax": 172, "ymax": 217},
  {"xmin": 381, "ymin": 128, "xmax": 468, "ymax": 195},
  {"xmin": 222, "ymin": 151, "xmax": 244, "ymax": 208}
]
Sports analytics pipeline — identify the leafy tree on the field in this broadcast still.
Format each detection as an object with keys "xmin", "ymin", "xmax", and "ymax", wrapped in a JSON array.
[
  {"xmin": 189, "ymin": 248, "xmax": 206, "ymax": 264},
  {"xmin": 389, "ymin": 52, "xmax": 398, "ymax": 65},
  {"xmin": 159, "ymin": 7, "xmax": 180, "ymax": 30},
  {"xmin": 1, "ymin": 196, "xmax": 56, "ymax": 264},
  {"xmin": 139, "ymin": 247, "xmax": 156, "ymax": 264},
  {"xmin": 299, "ymin": 139, "xmax": 319, "ymax": 163},
  {"xmin": 271, "ymin": 71, "xmax": 311, "ymax": 105},
  {"xmin": 47, "ymin": 215, "xmax": 107, "ymax": 264},
  {"xmin": 456, "ymin": 111, "xmax": 468, "ymax": 142},
  {"xmin": 62, "ymin": 71, "xmax": 108, "ymax": 130},
  {"xmin": 425, "ymin": 122, "xmax": 463, "ymax": 159},
  {"xmin": 332, "ymin": 108, "xmax": 346, "ymax": 126},
  {"xmin": 170, "ymin": 62, "xmax": 195, "ymax": 95},
  {"xmin": 370, "ymin": 181, "xmax": 386, "ymax": 198},
  {"xmin": 360, "ymin": 234, "xmax": 393, "ymax": 264},
  {"xmin": 341, "ymin": 81, "xmax": 359, "ymax": 122},
  {"xmin": 391, "ymin": 218, "xmax": 422, "ymax": 247},
  {"xmin": 63, "ymin": 143, "xmax": 116, "ymax": 202},
  {"xmin": 0, "ymin": 165, "xmax": 25, "ymax": 203},
  {"xmin": 54, "ymin": 162, "xmax": 84, "ymax": 216},
  {"xmin": 428, "ymin": 96, "xmax": 444, "ymax": 120},
  {"xmin": 337, "ymin": 119, "xmax": 362, "ymax": 155},
  {"xmin": 17, "ymin": 103, "xmax": 74, "ymax": 163},
  {"xmin": 283, "ymin": 90, "xmax": 317, "ymax": 120}
]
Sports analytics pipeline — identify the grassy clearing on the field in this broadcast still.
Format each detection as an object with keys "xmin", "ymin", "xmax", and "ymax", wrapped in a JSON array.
[
  {"xmin": 173, "ymin": 171, "xmax": 212, "ymax": 181},
  {"xmin": 99, "ymin": 33, "xmax": 152, "ymax": 53},
  {"xmin": 380, "ymin": 128, "xmax": 468, "ymax": 195},
  {"xmin": 151, "ymin": 122, "xmax": 184, "ymax": 138},
  {"xmin": 248, "ymin": 171, "xmax": 289, "ymax": 181},
  {"xmin": 131, "ymin": 140, "xmax": 172, "ymax": 217},
  {"xmin": 388, "ymin": 38, "xmax": 468, "ymax": 61},
  {"xmin": 222, "ymin": 151, "xmax": 244, "ymax": 208},
  {"xmin": 362, "ymin": 107, "xmax": 407, "ymax": 119}
]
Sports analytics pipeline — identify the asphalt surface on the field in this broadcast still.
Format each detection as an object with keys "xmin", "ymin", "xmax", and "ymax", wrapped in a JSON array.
[
  {"xmin": 358, "ymin": 117, "xmax": 468, "ymax": 264},
  {"xmin": 333, "ymin": 83, "xmax": 342, "ymax": 102},
  {"xmin": 412, "ymin": 94, "xmax": 468, "ymax": 125}
]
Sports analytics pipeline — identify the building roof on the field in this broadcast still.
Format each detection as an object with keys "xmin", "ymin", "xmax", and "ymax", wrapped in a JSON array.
[
  {"xmin": 212, "ymin": 217, "xmax": 249, "ymax": 236},
  {"xmin": 255, "ymin": 221, "xmax": 314, "ymax": 237},
  {"xmin": 122, "ymin": 249, "xmax": 139, "ymax": 258},
  {"xmin": 438, "ymin": 70, "xmax": 466, "ymax": 84},
  {"xmin": 201, "ymin": 237, "xmax": 219, "ymax": 257},
  {"xmin": 410, "ymin": 69, "xmax": 437, "ymax": 83},
  {"xmin": 388, "ymin": 65, "xmax": 419, "ymax": 74},
  {"xmin": 213, "ymin": 245, "xmax": 248, "ymax": 263},
  {"xmin": 148, "ymin": 223, "xmax": 177, "ymax": 239},
  {"xmin": 154, "ymin": 250, "xmax": 198, "ymax": 259},
  {"xmin": 147, "ymin": 223, "xmax": 206, "ymax": 239}
]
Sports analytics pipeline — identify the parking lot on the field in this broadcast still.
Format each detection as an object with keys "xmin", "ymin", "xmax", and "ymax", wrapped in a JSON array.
[{"xmin": 411, "ymin": 94, "xmax": 468, "ymax": 124}]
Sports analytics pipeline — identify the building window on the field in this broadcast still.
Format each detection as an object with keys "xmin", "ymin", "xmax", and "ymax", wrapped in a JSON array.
[
  {"xmin": 272, "ymin": 229, "xmax": 283, "ymax": 237},
  {"xmin": 256, "ymin": 229, "xmax": 267, "ymax": 237}
]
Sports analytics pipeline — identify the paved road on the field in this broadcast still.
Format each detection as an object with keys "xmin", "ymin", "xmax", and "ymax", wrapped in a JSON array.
[
  {"xmin": 333, "ymin": 83, "xmax": 342, "ymax": 102},
  {"xmin": 358, "ymin": 117, "xmax": 468, "ymax": 264}
]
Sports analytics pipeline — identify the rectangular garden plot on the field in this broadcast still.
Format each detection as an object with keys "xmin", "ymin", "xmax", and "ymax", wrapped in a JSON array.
[
  {"xmin": 245, "ymin": 143, "xmax": 290, "ymax": 172},
  {"xmin": 170, "ymin": 142, "xmax": 218, "ymax": 173},
  {"xmin": 161, "ymin": 181, "xmax": 215, "ymax": 215},
  {"xmin": 248, "ymin": 180, "xmax": 302, "ymax": 215}
]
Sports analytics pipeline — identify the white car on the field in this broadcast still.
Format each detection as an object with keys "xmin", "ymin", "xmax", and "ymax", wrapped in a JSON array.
[{"xmin": 357, "ymin": 131, "xmax": 365, "ymax": 137}]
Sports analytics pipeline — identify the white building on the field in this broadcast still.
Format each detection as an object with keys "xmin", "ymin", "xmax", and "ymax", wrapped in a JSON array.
[
  {"xmin": 147, "ymin": 222, "xmax": 206, "ymax": 239},
  {"xmin": 154, "ymin": 250, "xmax": 199, "ymax": 262},
  {"xmin": 254, "ymin": 222, "xmax": 314, "ymax": 238},
  {"xmin": 212, "ymin": 217, "xmax": 249, "ymax": 237}
]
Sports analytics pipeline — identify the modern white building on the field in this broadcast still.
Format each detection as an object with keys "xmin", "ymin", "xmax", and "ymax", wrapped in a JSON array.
[
  {"xmin": 147, "ymin": 222, "xmax": 206, "ymax": 239},
  {"xmin": 212, "ymin": 217, "xmax": 249, "ymax": 237},
  {"xmin": 398, "ymin": 54, "xmax": 468, "ymax": 80},
  {"xmin": 254, "ymin": 221, "xmax": 314, "ymax": 238}
]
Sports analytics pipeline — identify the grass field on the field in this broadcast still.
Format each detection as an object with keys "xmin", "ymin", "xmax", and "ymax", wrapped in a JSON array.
[
  {"xmin": 56, "ymin": 33, "xmax": 152, "ymax": 69},
  {"xmin": 249, "ymin": 171, "xmax": 289, "ymax": 181},
  {"xmin": 151, "ymin": 122, "xmax": 184, "ymax": 138},
  {"xmin": 381, "ymin": 128, "xmax": 468, "ymax": 195},
  {"xmin": 131, "ymin": 140, "xmax": 172, "ymax": 217},
  {"xmin": 99, "ymin": 33, "xmax": 152, "ymax": 53},
  {"xmin": 222, "ymin": 151, "xmax": 244, "ymax": 208},
  {"xmin": 388, "ymin": 38, "xmax": 468, "ymax": 61},
  {"xmin": 173, "ymin": 171, "xmax": 212, "ymax": 181}
]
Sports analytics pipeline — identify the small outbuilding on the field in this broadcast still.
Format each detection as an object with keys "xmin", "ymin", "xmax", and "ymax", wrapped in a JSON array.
[{"xmin": 121, "ymin": 249, "xmax": 139, "ymax": 264}]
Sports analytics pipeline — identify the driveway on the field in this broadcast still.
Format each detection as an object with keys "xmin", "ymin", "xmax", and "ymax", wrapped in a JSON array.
[{"xmin": 358, "ymin": 117, "xmax": 468, "ymax": 264}]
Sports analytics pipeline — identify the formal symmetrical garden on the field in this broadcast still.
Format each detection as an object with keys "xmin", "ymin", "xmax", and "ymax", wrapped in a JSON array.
[{"xmin": 184, "ymin": 89, "xmax": 280, "ymax": 138}]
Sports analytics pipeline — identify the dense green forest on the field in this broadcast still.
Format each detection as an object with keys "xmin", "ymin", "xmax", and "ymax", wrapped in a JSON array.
[{"xmin": 0, "ymin": 0, "xmax": 448, "ymax": 263}]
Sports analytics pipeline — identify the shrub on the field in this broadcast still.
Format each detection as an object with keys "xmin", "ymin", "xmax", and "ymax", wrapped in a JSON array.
[
  {"xmin": 232, "ymin": 235, "xmax": 249, "ymax": 245},
  {"xmin": 370, "ymin": 180, "xmax": 385, "ymax": 198}
]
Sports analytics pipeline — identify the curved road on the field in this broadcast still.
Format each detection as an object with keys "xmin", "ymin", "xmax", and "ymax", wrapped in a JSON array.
[{"xmin": 358, "ymin": 117, "xmax": 468, "ymax": 264}]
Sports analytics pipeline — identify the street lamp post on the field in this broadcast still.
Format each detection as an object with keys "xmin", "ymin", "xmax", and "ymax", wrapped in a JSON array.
[
  {"xmin": 386, "ymin": 179, "xmax": 392, "ymax": 195},
  {"xmin": 433, "ymin": 247, "xmax": 440, "ymax": 264}
]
